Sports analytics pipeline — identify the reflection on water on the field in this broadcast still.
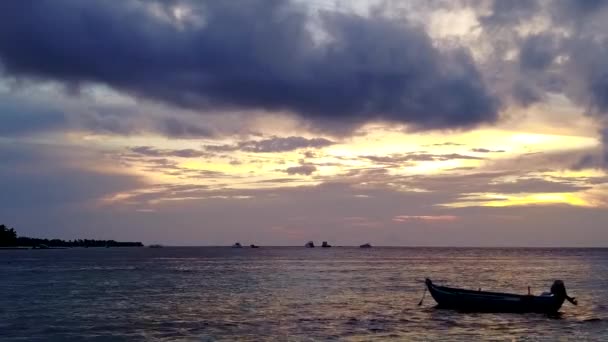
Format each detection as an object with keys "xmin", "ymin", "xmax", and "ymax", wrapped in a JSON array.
[{"xmin": 1, "ymin": 247, "xmax": 608, "ymax": 340}]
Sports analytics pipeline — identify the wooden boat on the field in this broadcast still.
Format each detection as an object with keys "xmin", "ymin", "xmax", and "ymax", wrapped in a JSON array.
[{"xmin": 425, "ymin": 278, "xmax": 577, "ymax": 313}]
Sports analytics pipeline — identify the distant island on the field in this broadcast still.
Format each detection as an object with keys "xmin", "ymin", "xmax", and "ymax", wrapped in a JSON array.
[{"xmin": 0, "ymin": 224, "xmax": 143, "ymax": 248}]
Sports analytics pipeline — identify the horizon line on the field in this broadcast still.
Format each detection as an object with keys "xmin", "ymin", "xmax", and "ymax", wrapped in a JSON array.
[{"xmin": 141, "ymin": 245, "xmax": 608, "ymax": 249}]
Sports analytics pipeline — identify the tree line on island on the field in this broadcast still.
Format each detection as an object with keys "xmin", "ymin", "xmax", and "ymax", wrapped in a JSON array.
[{"xmin": 0, "ymin": 224, "xmax": 143, "ymax": 248}]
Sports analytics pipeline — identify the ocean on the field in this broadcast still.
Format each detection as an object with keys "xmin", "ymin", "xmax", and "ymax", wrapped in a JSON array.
[{"xmin": 1, "ymin": 247, "xmax": 607, "ymax": 341}]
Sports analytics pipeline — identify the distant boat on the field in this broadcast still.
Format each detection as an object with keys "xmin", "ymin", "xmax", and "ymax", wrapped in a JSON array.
[
  {"xmin": 232, "ymin": 242, "xmax": 243, "ymax": 248},
  {"xmin": 424, "ymin": 278, "xmax": 577, "ymax": 313},
  {"xmin": 148, "ymin": 244, "xmax": 163, "ymax": 248},
  {"xmin": 250, "ymin": 244, "xmax": 260, "ymax": 248},
  {"xmin": 305, "ymin": 241, "xmax": 315, "ymax": 248},
  {"xmin": 359, "ymin": 243, "xmax": 372, "ymax": 248},
  {"xmin": 321, "ymin": 241, "xmax": 331, "ymax": 248}
]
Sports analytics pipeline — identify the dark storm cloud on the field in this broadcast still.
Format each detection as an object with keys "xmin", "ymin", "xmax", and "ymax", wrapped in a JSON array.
[
  {"xmin": 471, "ymin": 0, "xmax": 608, "ymax": 165},
  {"xmin": 518, "ymin": 33, "xmax": 558, "ymax": 71},
  {"xmin": 0, "ymin": 0, "xmax": 499, "ymax": 132},
  {"xmin": 205, "ymin": 136, "xmax": 335, "ymax": 153},
  {"xmin": 558, "ymin": 14, "xmax": 608, "ymax": 166}
]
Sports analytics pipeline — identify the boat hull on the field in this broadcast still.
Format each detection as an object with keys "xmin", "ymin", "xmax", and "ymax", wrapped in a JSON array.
[{"xmin": 425, "ymin": 279, "xmax": 565, "ymax": 313}]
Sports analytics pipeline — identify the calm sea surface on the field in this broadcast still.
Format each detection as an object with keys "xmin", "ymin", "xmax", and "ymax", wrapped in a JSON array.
[{"xmin": 1, "ymin": 247, "xmax": 607, "ymax": 341}]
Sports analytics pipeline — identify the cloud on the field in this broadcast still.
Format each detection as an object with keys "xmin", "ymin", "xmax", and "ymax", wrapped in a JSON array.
[
  {"xmin": 97, "ymin": 180, "xmax": 608, "ymax": 246},
  {"xmin": 551, "ymin": 0, "xmax": 608, "ymax": 24},
  {"xmin": 0, "ymin": 95, "xmax": 67, "ymax": 137},
  {"xmin": 205, "ymin": 136, "xmax": 335, "ymax": 153},
  {"xmin": 284, "ymin": 164, "xmax": 317, "ymax": 176},
  {"xmin": 156, "ymin": 117, "xmax": 215, "ymax": 139},
  {"xmin": 303, "ymin": 151, "xmax": 316, "ymax": 158},
  {"xmin": 572, "ymin": 154, "xmax": 598, "ymax": 170},
  {"xmin": 392, "ymin": 215, "xmax": 458, "ymax": 223},
  {"xmin": 0, "ymin": 142, "xmax": 142, "ymax": 209},
  {"xmin": 239, "ymin": 136, "xmax": 335, "ymax": 152},
  {"xmin": 469, "ymin": 0, "xmax": 608, "ymax": 164},
  {"xmin": 0, "ymin": 89, "xmax": 223, "ymax": 138},
  {"xmin": 479, "ymin": 0, "xmax": 540, "ymax": 27},
  {"xmin": 471, "ymin": 148, "xmax": 505, "ymax": 153},
  {"xmin": 329, "ymin": 153, "xmax": 603, "ymax": 205},
  {"xmin": 518, "ymin": 33, "xmax": 559, "ymax": 71},
  {"xmin": 603, "ymin": 127, "xmax": 608, "ymax": 162},
  {"xmin": 0, "ymin": 0, "xmax": 499, "ymax": 132},
  {"xmin": 360, "ymin": 152, "xmax": 483, "ymax": 164},
  {"xmin": 425, "ymin": 142, "xmax": 465, "ymax": 147},
  {"xmin": 414, "ymin": 172, "xmax": 591, "ymax": 196},
  {"xmin": 128, "ymin": 146, "xmax": 210, "ymax": 158},
  {"xmin": 118, "ymin": 148, "xmax": 234, "ymax": 180},
  {"xmin": 487, "ymin": 178, "xmax": 591, "ymax": 194}
]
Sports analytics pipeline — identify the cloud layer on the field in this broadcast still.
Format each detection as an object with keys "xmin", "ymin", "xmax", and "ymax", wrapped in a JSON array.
[
  {"xmin": 205, "ymin": 136, "xmax": 335, "ymax": 153},
  {"xmin": 0, "ymin": 0, "xmax": 499, "ymax": 132}
]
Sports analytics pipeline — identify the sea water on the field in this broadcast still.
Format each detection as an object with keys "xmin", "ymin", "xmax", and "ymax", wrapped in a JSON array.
[{"xmin": 1, "ymin": 247, "xmax": 607, "ymax": 341}]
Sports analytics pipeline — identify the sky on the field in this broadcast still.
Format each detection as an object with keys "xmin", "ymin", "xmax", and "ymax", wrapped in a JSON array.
[{"xmin": 1, "ymin": 0, "xmax": 608, "ymax": 246}]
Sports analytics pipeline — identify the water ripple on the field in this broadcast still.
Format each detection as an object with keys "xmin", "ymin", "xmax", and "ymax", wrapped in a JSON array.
[{"xmin": 2, "ymin": 247, "xmax": 608, "ymax": 340}]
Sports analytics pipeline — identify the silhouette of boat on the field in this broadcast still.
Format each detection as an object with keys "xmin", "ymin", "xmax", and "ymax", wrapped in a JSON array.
[
  {"xmin": 305, "ymin": 241, "xmax": 315, "ymax": 248},
  {"xmin": 232, "ymin": 242, "xmax": 243, "ymax": 248},
  {"xmin": 321, "ymin": 241, "xmax": 331, "ymax": 248},
  {"xmin": 424, "ymin": 278, "xmax": 577, "ymax": 313},
  {"xmin": 250, "ymin": 244, "xmax": 260, "ymax": 248},
  {"xmin": 359, "ymin": 243, "xmax": 372, "ymax": 248}
]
